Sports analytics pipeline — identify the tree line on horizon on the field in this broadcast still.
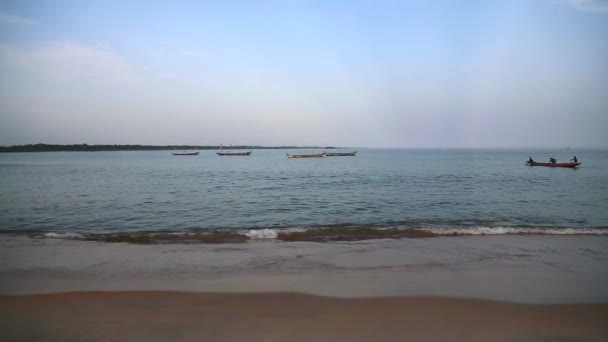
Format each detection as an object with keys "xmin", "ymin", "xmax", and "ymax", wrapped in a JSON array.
[{"xmin": 0, "ymin": 144, "xmax": 331, "ymax": 153}]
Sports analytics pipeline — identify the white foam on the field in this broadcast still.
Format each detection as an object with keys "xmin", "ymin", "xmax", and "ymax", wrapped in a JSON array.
[
  {"xmin": 419, "ymin": 227, "xmax": 608, "ymax": 236},
  {"xmin": 41, "ymin": 232, "xmax": 86, "ymax": 239},
  {"xmin": 244, "ymin": 229, "xmax": 279, "ymax": 239}
]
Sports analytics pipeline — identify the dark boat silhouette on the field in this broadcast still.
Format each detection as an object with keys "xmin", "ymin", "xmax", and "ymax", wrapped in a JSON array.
[
  {"xmin": 287, "ymin": 153, "xmax": 325, "ymax": 158},
  {"xmin": 324, "ymin": 151, "xmax": 357, "ymax": 157},
  {"xmin": 172, "ymin": 151, "xmax": 199, "ymax": 156},
  {"xmin": 526, "ymin": 161, "xmax": 580, "ymax": 168},
  {"xmin": 217, "ymin": 151, "xmax": 252, "ymax": 156}
]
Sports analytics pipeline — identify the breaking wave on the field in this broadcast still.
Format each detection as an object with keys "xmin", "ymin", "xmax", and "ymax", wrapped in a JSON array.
[
  {"xmin": 244, "ymin": 228, "xmax": 279, "ymax": 239},
  {"xmin": 9, "ymin": 225, "xmax": 607, "ymax": 244},
  {"xmin": 418, "ymin": 227, "xmax": 608, "ymax": 236},
  {"xmin": 38, "ymin": 232, "xmax": 86, "ymax": 240}
]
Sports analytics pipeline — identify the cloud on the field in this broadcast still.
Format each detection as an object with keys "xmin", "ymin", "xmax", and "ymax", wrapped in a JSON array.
[
  {"xmin": 0, "ymin": 42, "xmax": 139, "ymax": 86},
  {"xmin": 0, "ymin": 12, "xmax": 38, "ymax": 25},
  {"xmin": 182, "ymin": 50, "xmax": 211, "ymax": 58},
  {"xmin": 563, "ymin": 0, "xmax": 608, "ymax": 11}
]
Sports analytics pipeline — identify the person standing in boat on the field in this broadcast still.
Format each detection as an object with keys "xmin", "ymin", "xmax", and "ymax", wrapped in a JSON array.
[
  {"xmin": 549, "ymin": 157, "xmax": 557, "ymax": 164},
  {"xmin": 528, "ymin": 157, "xmax": 534, "ymax": 164},
  {"xmin": 571, "ymin": 156, "xmax": 578, "ymax": 163}
]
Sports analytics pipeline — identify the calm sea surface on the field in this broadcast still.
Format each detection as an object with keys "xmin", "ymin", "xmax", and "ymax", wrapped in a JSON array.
[{"xmin": 1, "ymin": 149, "xmax": 607, "ymax": 241}]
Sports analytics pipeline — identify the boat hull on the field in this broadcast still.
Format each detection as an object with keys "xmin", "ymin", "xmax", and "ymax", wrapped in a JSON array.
[
  {"xmin": 526, "ymin": 162, "xmax": 580, "ymax": 168},
  {"xmin": 324, "ymin": 151, "xmax": 357, "ymax": 157},
  {"xmin": 217, "ymin": 151, "xmax": 251, "ymax": 156},
  {"xmin": 287, "ymin": 153, "xmax": 325, "ymax": 158},
  {"xmin": 172, "ymin": 152, "xmax": 199, "ymax": 156}
]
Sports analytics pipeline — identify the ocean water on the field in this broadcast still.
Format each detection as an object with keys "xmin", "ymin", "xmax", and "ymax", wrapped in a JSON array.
[{"xmin": 1, "ymin": 148, "xmax": 607, "ymax": 242}]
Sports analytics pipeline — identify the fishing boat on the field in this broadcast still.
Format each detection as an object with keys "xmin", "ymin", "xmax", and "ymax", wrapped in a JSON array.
[
  {"xmin": 324, "ymin": 151, "xmax": 357, "ymax": 157},
  {"xmin": 526, "ymin": 161, "xmax": 580, "ymax": 168},
  {"xmin": 217, "ymin": 151, "xmax": 252, "ymax": 156},
  {"xmin": 287, "ymin": 153, "xmax": 326, "ymax": 158},
  {"xmin": 172, "ymin": 151, "xmax": 199, "ymax": 156}
]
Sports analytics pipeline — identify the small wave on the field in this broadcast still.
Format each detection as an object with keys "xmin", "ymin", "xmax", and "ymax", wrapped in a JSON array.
[
  {"xmin": 14, "ymin": 225, "xmax": 608, "ymax": 244},
  {"xmin": 245, "ymin": 229, "xmax": 279, "ymax": 239},
  {"xmin": 420, "ymin": 227, "xmax": 608, "ymax": 236},
  {"xmin": 277, "ymin": 226, "xmax": 435, "ymax": 242},
  {"xmin": 36, "ymin": 232, "xmax": 86, "ymax": 240}
]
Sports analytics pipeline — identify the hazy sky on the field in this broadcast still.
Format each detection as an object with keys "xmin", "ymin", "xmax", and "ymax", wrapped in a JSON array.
[{"xmin": 1, "ymin": 0, "xmax": 607, "ymax": 147}]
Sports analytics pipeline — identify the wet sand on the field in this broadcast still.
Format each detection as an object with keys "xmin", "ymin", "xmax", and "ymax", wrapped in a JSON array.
[
  {"xmin": 1, "ymin": 291, "xmax": 607, "ymax": 341},
  {"xmin": 3, "ymin": 235, "xmax": 608, "ymax": 303}
]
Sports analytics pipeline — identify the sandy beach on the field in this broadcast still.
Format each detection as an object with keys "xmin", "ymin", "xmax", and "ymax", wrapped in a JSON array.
[
  {"xmin": 1, "ymin": 291, "xmax": 607, "ymax": 341},
  {"xmin": 2, "ymin": 235, "xmax": 608, "ymax": 340}
]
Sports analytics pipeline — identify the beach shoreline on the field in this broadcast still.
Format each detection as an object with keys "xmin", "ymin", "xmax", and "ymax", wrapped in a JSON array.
[
  {"xmin": 3, "ymin": 235, "xmax": 608, "ymax": 303},
  {"xmin": 3, "ymin": 233, "xmax": 608, "ymax": 340},
  {"xmin": 1, "ymin": 291, "xmax": 607, "ymax": 341}
]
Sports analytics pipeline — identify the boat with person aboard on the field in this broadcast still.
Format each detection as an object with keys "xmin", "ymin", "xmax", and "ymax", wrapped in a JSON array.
[{"xmin": 526, "ymin": 155, "xmax": 580, "ymax": 168}]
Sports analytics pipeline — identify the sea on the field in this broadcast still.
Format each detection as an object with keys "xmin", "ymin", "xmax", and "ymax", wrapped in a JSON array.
[{"xmin": 1, "ymin": 148, "xmax": 608, "ymax": 302}]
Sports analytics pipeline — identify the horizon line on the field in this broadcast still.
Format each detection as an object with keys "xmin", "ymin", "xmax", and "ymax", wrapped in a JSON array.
[{"xmin": 1, "ymin": 143, "xmax": 607, "ymax": 150}]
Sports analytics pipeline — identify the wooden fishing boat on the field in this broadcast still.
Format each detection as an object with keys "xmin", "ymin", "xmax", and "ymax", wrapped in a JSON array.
[
  {"xmin": 217, "ymin": 151, "xmax": 251, "ymax": 156},
  {"xmin": 287, "ymin": 153, "xmax": 326, "ymax": 158},
  {"xmin": 172, "ymin": 151, "xmax": 199, "ymax": 156},
  {"xmin": 324, "ymin": 151, "xmax": 357, "ymax": 157},
  {"xmin": 526, "ymin": 161, "xmax": 580, "ymax": 168}
]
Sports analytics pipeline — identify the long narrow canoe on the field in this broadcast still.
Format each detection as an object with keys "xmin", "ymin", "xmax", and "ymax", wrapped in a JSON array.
[
  {"xmin": 287, "ymin": 153, "xmax": 325, "ymax": 158},
  {"xmin": 526, "ymin": 161, "xmax": 580, "ymax": 168},
  {"xmin": 217, "ymin": 151, "xmax": 252, "ymax": 156},
  {"xmin": 324, "ymin": 151, "xmax": 357, "ymax": 157},
  {"xmin": 172, "ymin": 152, "xmax": 199, "ymax": 156}
]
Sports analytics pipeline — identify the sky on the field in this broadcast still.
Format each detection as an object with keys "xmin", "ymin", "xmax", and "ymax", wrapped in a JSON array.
[{"xmin": 0, "ymin": 0, "xmax": 607, "ymax": 148}]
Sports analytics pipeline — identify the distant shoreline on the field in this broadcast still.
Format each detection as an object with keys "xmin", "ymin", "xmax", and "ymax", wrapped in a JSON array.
[
  {"xmin": 0, "ymin": 144, "xmax": 338, "ymax": 153},
  {"xmin": 2, "ymin": 145, "xmax": 605, "ymax": 153}
]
